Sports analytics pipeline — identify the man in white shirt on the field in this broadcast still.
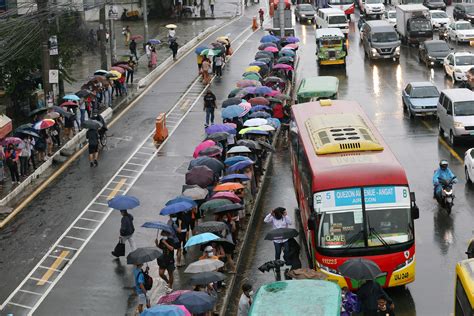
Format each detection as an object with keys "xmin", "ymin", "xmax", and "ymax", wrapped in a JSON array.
[
  {"xmin": 237, "ymin": 283, "xmax": 253, "ymax": 316},
  {"xmin": 263, "ymin": 207, "xmax": 292, "ymax": 260}
]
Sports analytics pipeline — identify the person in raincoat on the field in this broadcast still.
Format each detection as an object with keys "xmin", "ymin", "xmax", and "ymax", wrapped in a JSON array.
[
  {"xmin": 358, "ymin": 280, "xmax": 393, "ymax": 316},
  {"xmin": 432, "ymin": 160, "xmax": 457, "ymax": 199}
]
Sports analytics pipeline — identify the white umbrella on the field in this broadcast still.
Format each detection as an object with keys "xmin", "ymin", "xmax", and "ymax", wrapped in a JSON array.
[
  {"xmin": 166, "ymin": 24, "xmax": 177, "ymax": 29},
  {"xmin": 259, "ymin": 124, "xmax": 276, "ymax": 132},
  {"xmin": 184, "ymin": 259, "xmax": 224, "ymax": 273},
  {"xmin": 243, "ymin": 118, "xmax": 267, "ymax": 127},
  {"xmin": 183, "ymin": 186, "xmax": 208, "ymax": 200}
]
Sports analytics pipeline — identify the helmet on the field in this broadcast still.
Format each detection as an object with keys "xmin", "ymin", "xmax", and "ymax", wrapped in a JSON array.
[{"xmin": 440, "ymin": 160, "xmax": 449, "ymax": 170}]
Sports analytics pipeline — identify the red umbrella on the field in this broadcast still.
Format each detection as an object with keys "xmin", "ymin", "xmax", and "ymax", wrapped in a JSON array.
[
  {"xmin": 130, "ymin": 34, "xmax": 144, "ymax": 41},
  {"xmin": 110, "ymin": 66, "xmax": 126, "ymax": 74},
  {"xmin": 34, "ymin": 119, "xmax": 55, "ymax": 130},
  {"xmin": 211, "ymin": 191, "xmax": 241, "ymax": 203},
  {"xmin": 60, "ymin": 101, "xmax": 78, "ymax": 107},
  {"xmin": 248, "ymin": 97, "xmax": 270, "ymax": 105}
]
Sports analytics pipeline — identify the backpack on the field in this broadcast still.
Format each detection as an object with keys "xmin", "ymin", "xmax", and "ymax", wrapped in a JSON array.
[{"xmin": 137, "ymin": 270, "xmax": 153, "ymax": 291}]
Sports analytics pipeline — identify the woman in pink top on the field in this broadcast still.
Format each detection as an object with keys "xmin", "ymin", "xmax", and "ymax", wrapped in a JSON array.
[{"xmin": 150, "ymin": 48, "xmax": 158, "ymax": 69}]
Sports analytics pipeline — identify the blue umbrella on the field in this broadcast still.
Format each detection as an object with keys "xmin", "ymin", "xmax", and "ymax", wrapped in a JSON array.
[
  {"xmin": 250, "ymin": 105, "xmax": 271, "ymax": 112},
  {"xmin": 220, "ymin": 174, "xmax": 250, "ymax": 182},
  {"xmin": 166, "ymin": 196, "xmax": 198, "ymax": 207},
  {"xmin": 63, "ymin": 94, "xmax": 80, "ymax": 101},
  {"xmin": 227, "ymin": 160, "xmax": 254, "ymax": 172},
  {"xmin": 108, "ymin": 195, "xmax": 140, "ymax": 210},
  {"xmin": 141, "ymin": 304, "xmax": 187, "ymax": 316},
  {"xmin": 260, "ymin": 35, "xmax": 280, "ymax": 43},
  {"xmin": 255, "ymin": 86, "xmax": 273, "ymax": 95},
  {"xmin": 195, "ymin": 46, "xmax": 208, "ymax": 54},
  {"xmin": 279, "ymin": 49, "xmax": 296, "ymax": 57},
  {"xmin": 149, "ymin": 39, "xmax": 161, "ymax": 45},
  {"xmin": 224, "ymin": 156, "xmax": 252, "ymax": 166},
  {"xmin": 185, "ymin": 232, "xmax": 220, "ymax": 248},
  {"xmin": 285, "ymin": 36, "xmax": 300, "ymax": 43},
  {"xmin": 160, "ymin": 202, "xmax": 194, "ymax": 215},
  {"xmin": 206, "ymin": 124, "xmax": 236, "ymax": 135},
  {"xmin": 249, "ymin": 111, "xmax": 271, "ymax": 119},
  {"xmin": 222, "ymin": 105, "xmax": 245, "ymax": 119},
  {"xmin": 249, "ymin": 61, "xmax": 267, "ymax": 66},
  {"xmin": 142, "ymin": 221, "xmax": 175, "ymax": 234},
  {"xmin": 174, "ymin": 292, "xmax": 217, "ymax": 314},
  {"xmin": 266, "ymin": 118, "xmax": 281, "ymax": 128}
]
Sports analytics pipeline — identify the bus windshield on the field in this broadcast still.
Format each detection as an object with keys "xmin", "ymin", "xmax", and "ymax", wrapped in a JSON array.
[
  {"xmin": 329, "ymin": 15, "xmax": 347, "ymax": 24},
  {"xmin": 320, "ymin": 39, "xmax": 343, "ymax": 46},
  {"xmin": 319, "ymin": 208, "xmax": 413, "ymax": 248}
]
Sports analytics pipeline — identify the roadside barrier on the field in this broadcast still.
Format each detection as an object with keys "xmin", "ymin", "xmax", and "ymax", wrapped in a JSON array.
[{"xmin": 153, "ymin": 113, "xmax": 168, "ymax": 144}]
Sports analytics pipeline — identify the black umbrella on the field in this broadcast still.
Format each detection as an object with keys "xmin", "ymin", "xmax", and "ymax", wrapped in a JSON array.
[
  {"xmin": 76, "ymin": 89, "xmax": 92, "ymax": 98},
  {"xmin": 206, "ymin": 237, "xmax": 235, "ymax": 253},
  {"xmin": 338, "ymin": 258, "xmax": 383, "ymax": 281},
  {"xmin": 256, "ymin": 57, "xmax": 272, "ymax": 66},
  {"xmin": 189, "ymin": 271, "xmax": 226, "ymax": 286},
  {"xmin": 195, "ymin": 221, "xmax": 228, "ymax": 234},
  {"xmin": 206, "ymin": 132, "xmax": 229, "ymax": 143},
  {"xmin": 174, "ymin": 291, "xmax": 217, "ymax": 314},
  {"xmin": 264, "ymin": 228, "xmax": 298, "ymax": 241},
  {"xmin": 264, "ymin": 76, "xmax": 284, "ymax": 84},
  {"xmin": 222, "ymin": 97, "xmax": 242, "ymax": 108},
  {"xmin": 29, "ymin": 107, "xmax": 48, "ymax": 117},
  {"xmin": 15, "ymin": 123, "xmax": 33, "ymax": 131},
  {"xmin": 236, "ymin": 139, "xmax": 262, "ymax": 150},
  {"xmin": 126, "ymin": 247, "xmax": 163, "ymax": 264},
  {"xmin": 82, "ymin": 119, "xmax": 102, "ymax": 130},
  {"xmin": 257, "ymin": 140, "xmax": 275, "ymax": 152},
  {"xmin": 185, "ymin": 166, "xmax": 215, "ymax": 188},
  {"xmin": 255, "ymin": 51, "xmax": 274, "ymax": 60},
  {"xmin": 213, "ymin": 203, "xmax": 243, "ymax": 214},
  {"xmin": 199, "ymin": 145, "xmax": 223, "ymax": 157},
  {"xmin": 53, "ymin": 106, "xmax": 74, "ymax": 118},
  {"xmin": 188, "ymin": 157, "xmax": 224, "ymax": 174},
  {"xmin": 15, "ymin": 129, "xmax": 40, "ymax": 138}
]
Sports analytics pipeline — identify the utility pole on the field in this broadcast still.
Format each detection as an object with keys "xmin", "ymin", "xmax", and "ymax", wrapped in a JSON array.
[
  {"xmin": 108, "ymin": 1, "xmax": 117, "ymax": 65},
  {"xmin": 37, "ymin": 0, "xmax": 51, "ymax": 105},
  {"xmin": 142, "ymin": 0, "xmax": 149, "ymax": 42},
  {"xmin": 278, "ymin": 0, "xmax": 284, "ymax": 36},
  {"xmin": 99, "ymin": 5, "xmax": 108, "ymax": 69}
]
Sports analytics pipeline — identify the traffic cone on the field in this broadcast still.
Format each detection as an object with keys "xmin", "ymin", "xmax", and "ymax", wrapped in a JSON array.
[{"xmin": 252, "ymin": 17, "xmax": 258, "ymax": 31}]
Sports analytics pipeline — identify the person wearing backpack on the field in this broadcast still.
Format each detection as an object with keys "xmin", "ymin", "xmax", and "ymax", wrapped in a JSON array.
[
  {"xmin": 133, "ymin": 263, "xmax": 150, "ymax": 313},
  {"xmin": 119, "ymin": 209, "xmax": 136, "ymax": 252}
]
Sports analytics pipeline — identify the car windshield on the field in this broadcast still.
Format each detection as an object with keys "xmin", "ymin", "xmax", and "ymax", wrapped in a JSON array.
[
  {"xmin": 329, "ymin": 0, "xmax": 354, "ymax": 4},
  {"xmin": 455, "ymin": 55, "xmax": 474, "ymax": 65},
  {"xmin": 466, "ymin": 6, "xmax": 474, "ymax": 14},
  {"xmin": 319, "ymin": 208, "xmax": 413, "ymax": 248},
  {"xmin": 299, "ymin": 4, "xmax": 314, "ymax": 11},
  {"xmin": 329, "ymin": 15, "xmax": 347, "ymax": 24},
  {"xmin": 410, "ymin": 20, "xmax": 432, "ymax": 31},
  {"xmin": 454, "ymin": 101, "xmax": 474, "ymax": 116},
  {"xmin": 457, "ymin": 23, "xmax": 472, "ymax": 30},
  {"xmin": 426, "ymin": 42, "xmax": 450, "ymax": 52},
  {"xmin": 388, "ymin": 11, "xmax": 396, "ymax": 18},
  {"xmin": 431, "ymin": 11, "xmax": 448, "ymax": 18},
  {"xmin": 366, "ymin": 0, "xmax": 382, "ymax": 4},
  {"xmin": 410, "ymin": 86, "xmax": 439, "ymax": 98},
  {"xmin": 371, "ymin": 32, "xmax": 399, "ymax": 42}
]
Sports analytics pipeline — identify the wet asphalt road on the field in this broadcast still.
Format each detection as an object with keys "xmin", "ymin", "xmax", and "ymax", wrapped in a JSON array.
[{"xmin": 2, "ymin": 5, "xmax": 474, "ymax": 315}]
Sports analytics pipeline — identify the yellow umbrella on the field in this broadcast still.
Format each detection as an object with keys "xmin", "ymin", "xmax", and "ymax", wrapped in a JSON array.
[
  {"xmin": 245, "ymin": 66, "xmax": 261, "ymax": 73},
  {"xmin": 238, "ymin": 126, "xmax": 265, "ymax": 135},
  {"xmin": 216, "ymin": 36, "xmax": 230, "ymax": 44},
  {"xmin": 108, "ymin": 70, "xmax": 122, "ymax": 80}
]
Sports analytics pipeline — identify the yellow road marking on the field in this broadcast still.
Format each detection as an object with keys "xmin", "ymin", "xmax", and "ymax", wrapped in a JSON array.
[
  {"xmin": 107, "ymin": 178, "xmax": 127, "ymax": 200},
  {"xmin": 438, "ymin": 136, "xmax": 464, "ymax": 163},
  {"xmin": 37, "ymin": 250, "xmax": 69, "ymax": 285},
  {"xmin": 420, "ymin": 120, "xmax": 432, "ymax": 130}
]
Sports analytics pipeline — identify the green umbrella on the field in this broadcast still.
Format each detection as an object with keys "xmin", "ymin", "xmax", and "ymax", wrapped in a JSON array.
[
  {"xmin": 200, "ymin": 199, "xmax": 232, "ymax": 214},
  {"xmin": 200, "ymin": 49, "xmax": 210, "ymax": 56},
  {"xmin": 243, "ymin": 73, "xmax": 261, "ymax": 81}
]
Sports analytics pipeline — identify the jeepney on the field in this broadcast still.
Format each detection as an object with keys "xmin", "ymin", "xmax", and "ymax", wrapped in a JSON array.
[{"xmin": 315, "ymin": 28, "xmax": 347, "ymax": 66}]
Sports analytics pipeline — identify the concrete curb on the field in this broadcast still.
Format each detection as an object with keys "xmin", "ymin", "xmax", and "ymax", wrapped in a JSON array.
[{"xmin": 219, "ymin": 127, "xmax": 280, "ymax": 315}]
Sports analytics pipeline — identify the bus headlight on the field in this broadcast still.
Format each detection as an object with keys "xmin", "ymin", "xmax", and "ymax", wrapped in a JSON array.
[
  {"xmin": 319, "ymin": 263, "xmax": 341, "ymax": 275},
  {"xmin": 454, "ymin": 121, "xmax": 464, "ymax": 128}
]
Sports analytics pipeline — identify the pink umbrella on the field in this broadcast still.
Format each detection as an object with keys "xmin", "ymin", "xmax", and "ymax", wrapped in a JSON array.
[
  {"xmin": 284, "ymin": 44, "xmax": 298, "ymax": 49},
  {"xmin": 237, "ymin": 102, "xmax": 251, "ymax": 117},
  {"xmin": 110, "ymin": 66, "xmax": 126, "ymax": 74},
  {"xmin": 211, "ymin": 191, "xmax": 241, "ymax": 203},
  {"xmin": 193, "ymin": 140, "xmax": 216, "ymax": 158},
  {"xmin": 264, "ymin": 46, "xmax": 279, "ymax": 53},
  {"xmin": 236, "ymin": 80, "xmax": 261, "ymax": 88},
  {"xmin": 175, "ymin": 305, "xmax": 192, "ymax": 316},
  {"xmin": 157, "ymin": 290, "xmax": 191, "ymax": 304},
  {"xmin": 273, "ymin": 64, "xmax": 294, "ymax": 71},
  {"xmin": 224, "ymin": 122, "xmax": 237, "ymax": 129},
  {"xmin": 266, "ymin": 90, "xmax": 280, "ymax": 97},
  {"xmin": 130, "ymin": 34, "xmax": 144, "ymax": 41},
  {"xmin": 2, "ymin": 137, "xmax": 23, "ymax": 146}
]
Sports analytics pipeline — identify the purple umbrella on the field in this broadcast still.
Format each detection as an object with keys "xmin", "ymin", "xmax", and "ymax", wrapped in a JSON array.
[
  {"xmin": 285, "ymin": 36, "xmax": 300, "ymax": 43},
  {"xmin": 250, "ymin": 105, "xmax": 272, "ymax": 112},
  {"xmin": 243, "ymin": 86, "xmax": 257, "ymax": 94},
  {"xmin": 227, "ymin": 160, "xmax": 254, "ymax": 172},
  {"xmin": 205, "ymin": 124, "xmax": 236, "ymax": 135},
  {"xmin": 185, "ymin": 166, "xmax": 215, "ymax": 188},
  {"xmin": 188, "ymin": 156, "xmax": 225, "ymax": 174},
  {"xmin": 249, "ymin": 60, "xmax": 267, "ymax": 66},
  {"xmin": 273, "ymin": 63, "xmax": 294, "ymax": 71}
]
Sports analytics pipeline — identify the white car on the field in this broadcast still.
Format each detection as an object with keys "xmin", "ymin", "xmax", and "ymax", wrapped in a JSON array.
[
  {"xmin": 383, "ymin": 10, "xmax": 397, "ymax": 28},
  {"xmin": 430, "ymin": 10, "xmax": 450, "ymax": 29},
  {"xmin": 444, "ymin": 52, "xmax": 474, "ymax": 82},
  {"xmin": 360, "ymin": 0, "xmax": 385, "ymax": 18},
  {"xmin": 464, "ymin": 148, "xmax": 474, "ymax": 183},
  {"xmin": 447, "ymin": 20, "xmax": 474, "ymax": 43}
]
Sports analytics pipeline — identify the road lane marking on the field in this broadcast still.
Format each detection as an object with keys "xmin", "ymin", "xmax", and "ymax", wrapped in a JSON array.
[
  {"xmin": 38, "ymin": 266, "xmax": 62, "ymax": 273},
  {"xmin": 29, "ymin": 277, "xmax": 52, "ymax": 284},
  {"xmin": 18, "ymin": 290, "xmax": 42, "ymax": 296},
  {"xmin": 79, "ymin": 217, "xmax": 101, "ymax": 223},
  {"xmin": 56, "ymin": 245, "xmax": 79, "ymax": 251},
  {"xmin": 86, "ymin": 209, "xmax": 107, "ymax": 214},
  {"xmin": 64, "ymin": 236, "xmax": 86, "ymax": 241},
  {"xmin": 7, "ymin": 302, "xmax": 33, "ymax": 309},
  {"xmin": 48, "ymin": 255, "xmax": 70, "ymax": 261},
  {"xmin": 72, "ymin": 226, "xmax": 94, "ymax": 231},
  {"xmin": 36, "ymin": 251, "xmax": 69, "ymax": 286},
  {"xmin": 106, "ymin": 178, "xmax": 127, "ymax": 200},
  {"xmin": 438, "ymin": 137, "xmax": 464, "ymax": 163}
]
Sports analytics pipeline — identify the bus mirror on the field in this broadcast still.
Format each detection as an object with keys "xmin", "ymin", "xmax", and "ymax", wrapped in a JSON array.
[
  {"xmin": 410, "ymin": 192, "xmax": 419, "ymax": 219},
  {"xmin": 307, "ymin": 212, "xmax": 317, "ymax": 231}
]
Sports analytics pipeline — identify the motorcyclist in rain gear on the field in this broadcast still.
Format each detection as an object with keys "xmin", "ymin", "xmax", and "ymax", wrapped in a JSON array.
[{"xmin": 433, "ymin": 160, "xmax": 457, "ymax": 199}]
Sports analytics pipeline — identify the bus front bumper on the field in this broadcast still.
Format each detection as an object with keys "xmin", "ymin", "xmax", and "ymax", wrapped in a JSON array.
[{"xmin": 319, "ymin": 59, "xmax": 345, "ymax": 65}]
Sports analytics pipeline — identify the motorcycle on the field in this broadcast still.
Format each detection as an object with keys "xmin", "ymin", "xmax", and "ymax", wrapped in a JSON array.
[{"xmin": 435, "ymin": 176, "xmax": 456, "ymax": 214}]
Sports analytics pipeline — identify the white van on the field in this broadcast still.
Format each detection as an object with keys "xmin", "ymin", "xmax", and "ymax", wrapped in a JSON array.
[
  {"xmin": 316, "ymin": 8, "xmax": 349, "ymax": 34},
  {"xmin": 438, "ymin": 88, "xmax": 474, "ymax": 146}
]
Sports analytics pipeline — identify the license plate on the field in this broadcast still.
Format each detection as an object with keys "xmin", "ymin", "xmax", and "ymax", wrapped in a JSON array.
[{"xmin": 330, "ymin": 58, "xmax": 335, "ymax": 60}]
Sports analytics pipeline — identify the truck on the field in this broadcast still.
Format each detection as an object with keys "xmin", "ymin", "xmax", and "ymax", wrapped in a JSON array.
[{"xmin": 396, "ymin": 4, "xmax": 433, "ymax": 44}]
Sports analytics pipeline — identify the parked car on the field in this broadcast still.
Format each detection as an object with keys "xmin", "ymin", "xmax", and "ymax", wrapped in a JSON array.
[
  {"xmin": 419, "ymin": 39, "xmax": 452, "ymax": 67},
  {"xmin": 295, "ymin": 4, "xmax": 316, "ymax": 23},
  {"xmin": 430, "ymin": 10, "xmax": 450, "ymax": 29},
  {"xmin": 423, "ymin": 0, "xmax": 446, "ymax": 11},
  {"xmin": 465, "ymin": 148, "xmax": 474, "ymax": 182},
  {"xmin": 402, "ymin": 82, "xmax": 440, "ymax": 118},
  {"xmin": 453, "ymin": 3, "xmax": 474, "ymax": 23},
  {"xmin": 444, "ymin": 52, "xmax": 474, "ymax": 82},
  {"xmin": 383, "ymin": 10, "xmax": 397, "ymax": 28},
  {"xmin": 447, "ymin": 20, "xmax": 474, "ymax": 43}
]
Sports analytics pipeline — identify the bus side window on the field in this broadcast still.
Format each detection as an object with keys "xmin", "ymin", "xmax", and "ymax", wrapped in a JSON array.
[{"xmin": 455, "ymin": 277, "xmax": 474, "ymax": 316}]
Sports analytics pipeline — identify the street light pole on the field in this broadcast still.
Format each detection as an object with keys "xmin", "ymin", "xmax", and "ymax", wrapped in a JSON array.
[
  {"xmin": 37, "ymin": 0, "xmax": 51, "ymax": 104},
  {"xmin": 278, "ymin": 0, "xmax": 284, "ymax": 36},
  {"xmin": 142, "ymin": 0, "xmax": 149, "ymax": 42},
  {"xmin": 108, "ymin": 1, "xmax": 116, "ymax": 65},
  {"xmin": 99, "ymin": 5, "xmax": 108, "ymax": 69}
]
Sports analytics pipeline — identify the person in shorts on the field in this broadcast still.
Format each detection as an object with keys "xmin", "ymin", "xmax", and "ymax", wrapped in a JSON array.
[
  {"xmin": 86, "ymin": 128, "xmax": 99, "ymax": 167},
  {"xmin": 155, "ymin": 231, "xmax": 175, "ymax": 293},
  {"xmin": 133, "ymin": 263, "xmax": 150, "ymax": 313},
  {"xmin": 169, "ymin": 214, "xmax": 187, "ymax": 266}
]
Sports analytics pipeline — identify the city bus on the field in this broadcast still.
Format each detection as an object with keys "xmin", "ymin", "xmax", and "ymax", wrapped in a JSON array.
[{"xmin": 289, "ymin": 100, "xmax": 420, "ymax": 289}]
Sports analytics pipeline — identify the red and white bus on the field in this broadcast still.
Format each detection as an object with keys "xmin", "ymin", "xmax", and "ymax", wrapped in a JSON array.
[
  {"xmin": 289, "ymin": 100, "xmax": 419, "ymax": 289},
  {"xmin": 328, "ymin": 0, "xmax": 355, "ymax": 19}
]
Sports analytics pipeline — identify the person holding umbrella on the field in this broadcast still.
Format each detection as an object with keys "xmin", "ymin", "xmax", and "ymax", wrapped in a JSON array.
[
  {"xmin": 264, "ymin": 207, "xmax": 292, "ymax": 261},
  {"xmin": 169, "ymin": 213, "xmax": 187, "ymax": 267},
  {"xmin": 110, "ymin": 196, "xmax": 140, "ymax": 257},
  {"xmin": 203, "ymin": 90, "xmax": 217, "ymax": 127},
  {"xmin": 155, "ymin": 231, "xmax": 176, "ymax": 293},
  {"xmin": 5, "ymin": 143, "xmax": 20, "ymax": 184}
]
